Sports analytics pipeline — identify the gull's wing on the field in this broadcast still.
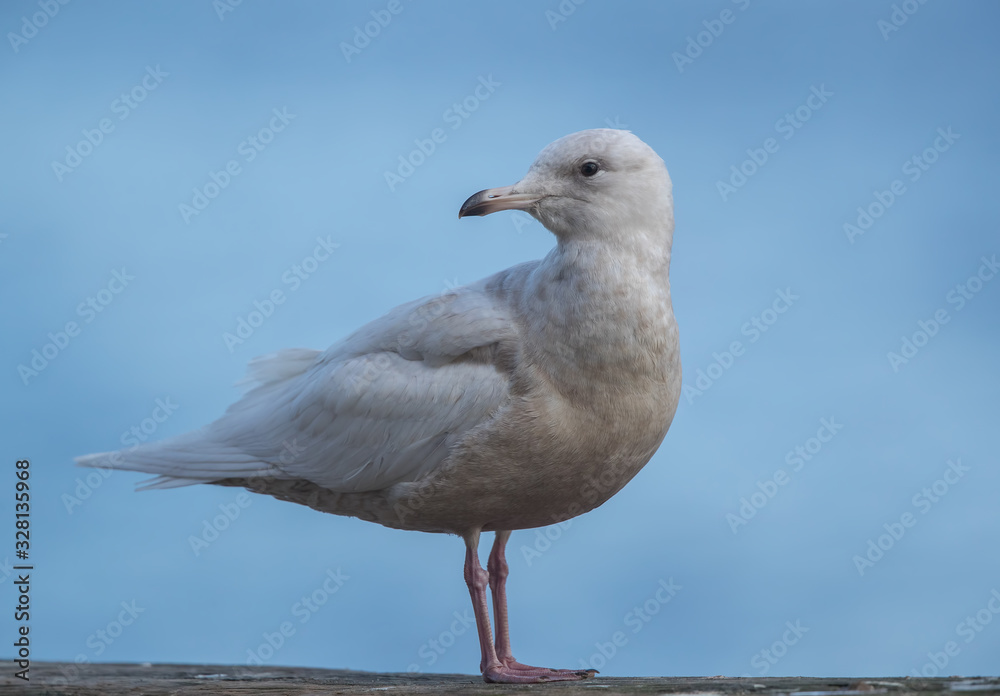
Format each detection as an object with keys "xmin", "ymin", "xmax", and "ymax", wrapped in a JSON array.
[{"xmin": 76, "ymin": 272, "xmax": 526, "ymax": 492}]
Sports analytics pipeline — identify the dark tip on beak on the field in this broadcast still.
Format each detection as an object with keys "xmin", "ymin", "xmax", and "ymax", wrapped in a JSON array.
[
  {"xmin": 458, "ymin": 188, "xmax": 500, "ymax": 218},
  {"xmin": 458, "ymin": 185, "xmax": 541, "ymax": 218}
]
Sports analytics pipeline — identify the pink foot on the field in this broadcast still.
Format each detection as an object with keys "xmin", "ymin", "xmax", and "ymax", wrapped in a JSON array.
[
  {"xmin": 483, "ymin": 660, "xmax": 597, "ymax": 684},
  {"xmin": 465, "ymin": 530, "xmax": 598, "ymax": 684}
]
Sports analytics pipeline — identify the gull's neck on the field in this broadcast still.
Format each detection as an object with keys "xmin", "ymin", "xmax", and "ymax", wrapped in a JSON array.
[{"xmin": 549, "ymin": 222, "xmax": 673, "ymax": 285}]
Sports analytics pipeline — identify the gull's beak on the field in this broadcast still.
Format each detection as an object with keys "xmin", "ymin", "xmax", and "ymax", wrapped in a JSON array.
[{"xmin": 458, "ymin": 185, "xmax": 542, "ymax": 218}]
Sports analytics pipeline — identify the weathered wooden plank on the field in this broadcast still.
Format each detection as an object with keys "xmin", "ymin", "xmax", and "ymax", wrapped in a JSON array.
[{"xmin": 3, "ymin": 662, "xmax": 998, "ymax": 695}]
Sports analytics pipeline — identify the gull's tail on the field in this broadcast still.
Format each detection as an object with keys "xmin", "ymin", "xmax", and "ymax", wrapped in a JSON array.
[
  {"xmin": 74, "ymin": 431, "xmax": 278, "ymax": 491},
  {"xmin": 75, "ymin": 348, "xmax": 322, "ymax": 490}
]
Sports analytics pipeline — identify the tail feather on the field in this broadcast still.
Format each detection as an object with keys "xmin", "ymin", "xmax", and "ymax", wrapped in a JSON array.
[
  {"xmin": 75, "ymin": 347, "xmax": 321, "ymax": 490},
  {"xmin": 75, "ymin": 431, "xmax": 281, "ymax": 490},
  {"xmin": 135, "ymin": 476, "xmax": 206, "ymax": 491},
  {"xmin": 238, "ymin": 348, "xmax": 322, "ymax": 390}
]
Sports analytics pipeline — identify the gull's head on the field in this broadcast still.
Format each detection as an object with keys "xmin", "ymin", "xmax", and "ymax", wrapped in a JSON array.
[{"xmin": 459, "ymin": 129, "xmax": 673, "ymax": 243}]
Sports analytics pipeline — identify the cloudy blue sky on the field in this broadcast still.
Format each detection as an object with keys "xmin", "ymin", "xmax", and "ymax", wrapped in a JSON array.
[{"xmin": 2, "ymin": 0, "xmax": 998, "ymax": 681}]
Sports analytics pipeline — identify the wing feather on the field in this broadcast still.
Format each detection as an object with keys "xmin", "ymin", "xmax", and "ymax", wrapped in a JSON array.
[{"xmin": 77, "ymin": 275, "xmax": 521, "ymax": 493}]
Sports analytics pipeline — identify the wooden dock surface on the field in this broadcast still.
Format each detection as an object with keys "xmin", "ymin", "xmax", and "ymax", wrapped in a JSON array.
[{"xmin": 3, "ymin": 662, "xmax": 999, "ymax": 695}]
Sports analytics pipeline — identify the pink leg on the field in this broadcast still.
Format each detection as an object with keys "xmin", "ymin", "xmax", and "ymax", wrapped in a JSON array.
[
  {"xmin": 463, "ymin": 529, "xmax": 597, "ymax": 684},
  {"xmin": 463, "ymin": 530, "xmax": 503, "ymax": 676},
  {"xmin": 487, "ymin": 530, "xmax": 517, "ymax": 664}
]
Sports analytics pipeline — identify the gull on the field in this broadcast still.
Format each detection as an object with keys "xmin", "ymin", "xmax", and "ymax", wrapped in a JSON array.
[{"xmin": 77, "ymin": 128, "xmax": 681, "ymax": 683}]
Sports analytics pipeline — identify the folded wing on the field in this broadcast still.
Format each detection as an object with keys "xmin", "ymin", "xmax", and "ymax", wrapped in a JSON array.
[{"xmin": 76, "ymin": 276, "xmax": 521, "ymax": 493}]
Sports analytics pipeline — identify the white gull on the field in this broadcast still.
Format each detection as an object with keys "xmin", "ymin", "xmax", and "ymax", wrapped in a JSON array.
[{"xmin": 77, "ymin": 128, "xmax": 681, "ymax": 683}]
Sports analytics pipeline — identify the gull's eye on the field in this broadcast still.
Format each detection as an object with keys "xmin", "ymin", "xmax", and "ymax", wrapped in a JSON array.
[{"xmin": 580, "ymin": 160, "xmax": 600, "ymax": 177}]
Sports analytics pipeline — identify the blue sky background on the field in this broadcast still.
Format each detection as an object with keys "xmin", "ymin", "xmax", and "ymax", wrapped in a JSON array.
[{"xmin": 2, "ymin": 0, "xmax": 998, "ymax": 681}]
